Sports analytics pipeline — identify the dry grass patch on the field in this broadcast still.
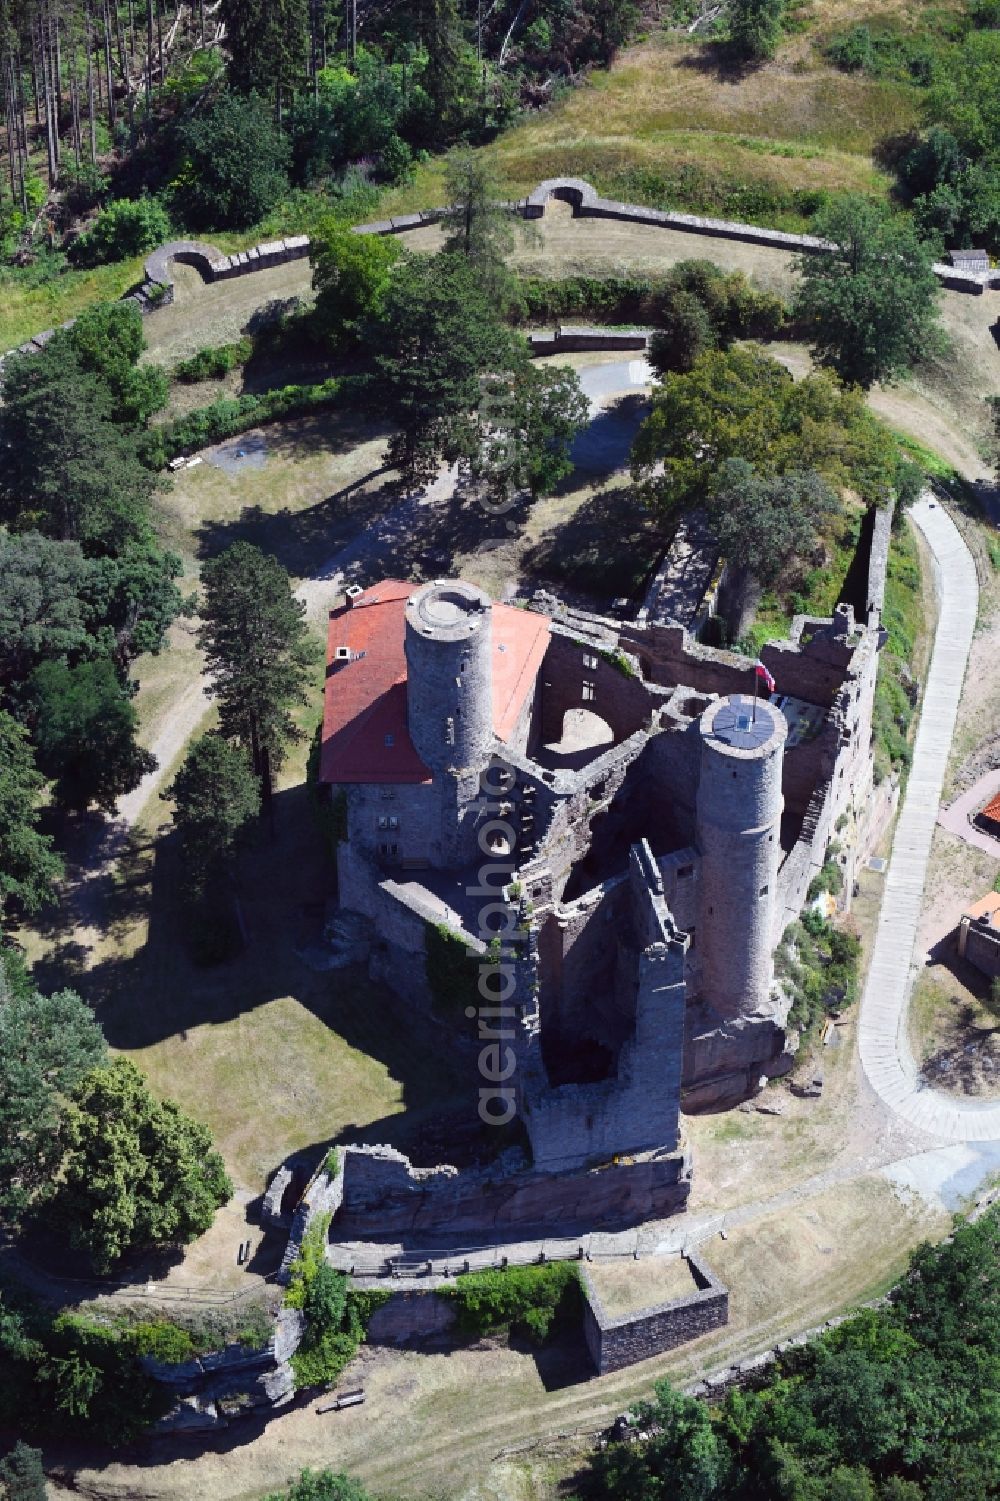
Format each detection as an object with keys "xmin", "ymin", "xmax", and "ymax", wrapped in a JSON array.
[
  {"xmin": 61, "ymin": 1176, "xmax": 948, "ymax": 1501},
  {"xmin": 155, "ymin": 409, "xmax": 392, "ymax": 575},
  {"xmin": 140, "ymin": 259, "xmax": 315, "ymax": 364},
  {"xmin": 382, "ymin": 32, "xmax": 906, "ymax": 231},
  {"xmin": 586, "ymin": 1255, "xmax": 699, "ymax": 1316},
  {"xmin": 909, "ymin": 969, "xmax": 1000, "ymax": 1097},
  {"xmin": 699, "ymin": 1177, "xmax": 947, "ymax": 1336}
]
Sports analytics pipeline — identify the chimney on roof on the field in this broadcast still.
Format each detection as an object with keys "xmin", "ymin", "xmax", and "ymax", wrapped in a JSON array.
[{"xmin": 345, "ymin": 585, "xmax": 363, "ymax": 607}]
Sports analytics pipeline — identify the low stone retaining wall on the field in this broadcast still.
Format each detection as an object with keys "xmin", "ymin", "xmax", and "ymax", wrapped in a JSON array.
[
  {"xmin": 581, "ymin": 1251, "xmax": 728, "ymax": 1374},
  {"xmin": 5, "ymin": 175, "xmax": 995, "ymax": 369},
  {"xmin": 527, "ymin": 325, "xmax": 650, "ymax": 354},
  {"xmin": 365, "ymin": 1289, "xmax": 457, "ymax": 1345}
]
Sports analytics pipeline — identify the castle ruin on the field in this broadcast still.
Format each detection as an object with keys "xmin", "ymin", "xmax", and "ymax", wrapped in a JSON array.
[{"xmin": 316, "ymin": 513, "xmax": 892, "ymax": 1235}]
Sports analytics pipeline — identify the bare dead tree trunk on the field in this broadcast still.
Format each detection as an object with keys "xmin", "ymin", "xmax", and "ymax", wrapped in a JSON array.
[
  {"xmin": 70, "ymin": 37, "xmax": 82, "ymax": 167},
  {"xmin": 85, "ymin": 0, "xmax": 97, "ymax": 160},
  {"xmin": 37, "ymin": 8, "xmax": 59, "ymax": 184},
  {"xmin": 101, "ymin": 0, "xmax": 116, "ymax": 130},
  {"xmin": 144, "ymin": 0, "xmax": 153, "ymax": 117}
]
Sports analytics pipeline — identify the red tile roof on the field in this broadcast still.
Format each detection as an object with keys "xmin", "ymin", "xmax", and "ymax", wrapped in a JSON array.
[
  {"xmin": 963, "ymin": 893, "xmax": 1000, "ymax": 929},
  {"xmin": 318, "ymin": 581, "xmax": 550, "ymax": 785},
  {"xmin": 980, "ymin": 792, "xmax": 1000, "ymax": 827}
]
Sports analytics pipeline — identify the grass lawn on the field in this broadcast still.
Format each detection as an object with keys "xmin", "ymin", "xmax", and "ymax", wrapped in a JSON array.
[
  {"xmin": 28, "ymin": 725, "xmax": 470, "ymax": 1194},
  {"xmin": 381, "ymin": 22, "xmax": 915, "ymax": 230}
]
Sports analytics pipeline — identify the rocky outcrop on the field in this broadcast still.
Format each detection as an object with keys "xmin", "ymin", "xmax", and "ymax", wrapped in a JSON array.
[{"xmin": 144, "ymin": 1307, "xmax": 304, "ymax": 1434}]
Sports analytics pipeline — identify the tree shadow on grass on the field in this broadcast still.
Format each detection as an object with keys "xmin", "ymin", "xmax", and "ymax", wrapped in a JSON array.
[
  {"xmin": 674, "ymin": 39, "xmax": 770, "ymax": 83},
  {"xmin": 30, "ymin": 781, "xmax": 479, "ymax": 1177},
  {"xmin": 523, "ymin": 483, "xmax": 670, "ymax": 608}
]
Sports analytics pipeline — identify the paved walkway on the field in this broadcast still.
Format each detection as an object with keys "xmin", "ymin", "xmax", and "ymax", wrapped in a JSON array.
[
  {"xmin": 938, "ymin": 766, "xmax": 1000, "ymax": 857},
  {"xmin": 858, "ymin": 496, "xmax": 1000, "ymax": 1142}
]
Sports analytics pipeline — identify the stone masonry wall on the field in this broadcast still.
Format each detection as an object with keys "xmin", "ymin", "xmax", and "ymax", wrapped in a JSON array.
[
  {"xmin": 5, "ymin": 182, "xmax": 992, "ymax": 368},
  {"xmin": 365, "ymin": 1290, "xmax": 458, "ymax": 1345},
  {"xmin": 521, "ymin": 842, "xmax": 688, "ymax": 1172},
  {"xmin": 581, "ymin": 1251, "xmax": 729, "ymax": 1374},
  {"xmin": 335, "ymin": 1142, "xmax": 690, "ymax": 1237}
]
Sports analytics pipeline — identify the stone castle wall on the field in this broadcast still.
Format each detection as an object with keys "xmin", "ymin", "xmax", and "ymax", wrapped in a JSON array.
[
  {"xmin": 520, "ymin": 843, "xmax": 688, "ymax": 1172},
  {"xmin": 335, "ymin": 1142, "xmax": 690, "ymax": 1237},
  {"xmin": 581, "ymin": 1251, "xmax": 729, "ymax": 1374}
]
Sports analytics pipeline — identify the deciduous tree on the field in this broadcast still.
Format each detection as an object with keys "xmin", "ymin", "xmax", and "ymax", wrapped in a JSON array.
[
  {"xmin": 0, "ymin": 960, "xmax": 106, "ymax": 1226},
  {"xmin": 310, "ymin": 218, "xmax": 401, "ymax": 347},
  {"xmin": 472, "ymin": 362, "xmax": 588, "ymax": 504},
  {"xmin": 632, "ymin": 346, "xmax": 913, "ymax": 514},
  {"xmin": 706, "ymin": 460, "xmax": 836, "ymax": 586},
  {"xmin": 0, "ymin": 712, "xmax": 63, "ymax": 923},
  {"xmin": 0, "ymin": 532, "xmax": 92, "ymax": 688},
  {"xmin": 372, "ymin": 253, "xmax": 522, "ymax": 484},
  {"xmin": 28, "ymin": 658, "xmax": 155, "ymax": 814},
  {"xmin": 68, "ymin": 302, "xmax": 169, "ymax": 430},
  {"xmin": 0, "ymin": 341, "xmax": 156, "ymax": 552},
  {"xmin": 169, "ymin": 94, "xmax": 291, "ymax": 230},
  {"xmin": 728, "ymin": 0, "xmax": 785, "ymax": 60},
  {"xmin": 794, "ymin": 197, "xmax": 943, "ymax": 388},
  {"xmin": 53, "ymin": 1057, "xmax": 231, "ymax": 1273}
]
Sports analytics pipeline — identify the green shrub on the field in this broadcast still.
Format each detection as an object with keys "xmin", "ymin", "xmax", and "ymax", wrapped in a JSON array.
[
  {"xmin": 72, "ymin": 196, "xmax": 172, "ymax": 266},
  {"xmin": 130, "ymin": 1321, "xmax": 197, "ymax": 1364},
  {"xmin": 173, "ymin": 338, "xmax": 253, "ymax": 384},
  {"xmin": 0, "ymin": 1289, "xmax": 167, "ymax": 1447},
  {"xmin": 284, "ymin": 1212, "xmax": 333, "ymax": 1311},
  {"xmin": 807, "ymin": 846, "xmax": 844, "ymax": 902},
  {"xmin": 824, "ymin": 18, "xmax": 956, "ymax": 85},
  {"xmin": 169, "ymin": 94, "xmax": 290, "ymax": 231},
  {"xmin": 776, "ymin": 913, "xmax": 861, "ymax": 1042},
  {"xmin": 445, "ymin": 1262, "xmax": 582, "ymax": 1345},
  {"xmin": 872, "ymin": 525, "xmax": 923, "ymax": 783},
  {"xmin": 149, "ymin": 377, "xmax": 349, "ymax": 463},
  {"xmin": 425, "ymin": 922, "xmax": 480, "ymax": 1013},
  {"xmin": 283, "ymin": 1216, "xmax": 388, "ymax": 1391}
]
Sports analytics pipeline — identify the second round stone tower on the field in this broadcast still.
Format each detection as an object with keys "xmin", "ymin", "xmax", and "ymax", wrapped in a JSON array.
[
  {"xmin": 695, "ymin": 693, "xmax": 787, "ymax": 1021},
  {"xmin": 404, "ymin": 579, "xmax": 495, "ymax": 773}
]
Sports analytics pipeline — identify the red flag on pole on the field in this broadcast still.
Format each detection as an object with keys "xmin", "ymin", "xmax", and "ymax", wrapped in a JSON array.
[{"xmin": 754, "ymin": 659, "xmax": 776, "ymax": 694}]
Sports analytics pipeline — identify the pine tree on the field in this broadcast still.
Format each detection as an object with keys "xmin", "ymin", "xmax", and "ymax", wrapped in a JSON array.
[
  {"xmin": 220, "ymin": 0, "xmax": 309, "ymax": 114},
  {"xmin": 165, "ymin": 734, "xmax": 260, "ymax": 895},
  {"xmin": 0, "ymin": 1441, "xmax": 47, "ymax": 1501},
  {"xmin": 197, "ymin": 543, "xmax": 315, "ymax": 802}
]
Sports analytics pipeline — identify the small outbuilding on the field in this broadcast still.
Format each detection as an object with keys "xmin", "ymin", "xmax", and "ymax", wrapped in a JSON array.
[
  {"xmin": 957, "ymin": 892, "xmax": 1000, "ymax": 979},
  {"xmin": 949, "ymin": 248, "xmax": 990, "ymax": 274}
]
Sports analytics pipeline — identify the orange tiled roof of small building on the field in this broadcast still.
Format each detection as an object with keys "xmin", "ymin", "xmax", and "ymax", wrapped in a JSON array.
[
  {"xmin": 963, "ymin": 892, "xmax": 1000, "ymax": 929},
  {"xmin": 318, "ymin": 580, "xmax": 550, "ymax": 785},
  {"xmin": 980, "ymin": 791, "xmax": 1000, "ymax": 826}
]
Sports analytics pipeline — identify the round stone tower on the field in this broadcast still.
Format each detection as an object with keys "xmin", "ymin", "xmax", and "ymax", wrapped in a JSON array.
[
  {"xmin": 404, "ymin": 579, "xmax": 494, "ymax": 773},
  {"xmin": 695, "ymin": 693, "xmax": 787, "ymax": 1021}
]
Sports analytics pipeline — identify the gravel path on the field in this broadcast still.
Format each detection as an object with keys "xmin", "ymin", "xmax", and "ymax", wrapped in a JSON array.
[
  {"xmin": 937, "ymin": 766, "xmax": 1000, "ymax": 857},
  {"xmin": 858, "ymin": 496, "xmax": 1000, "ymax": 1142}
]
